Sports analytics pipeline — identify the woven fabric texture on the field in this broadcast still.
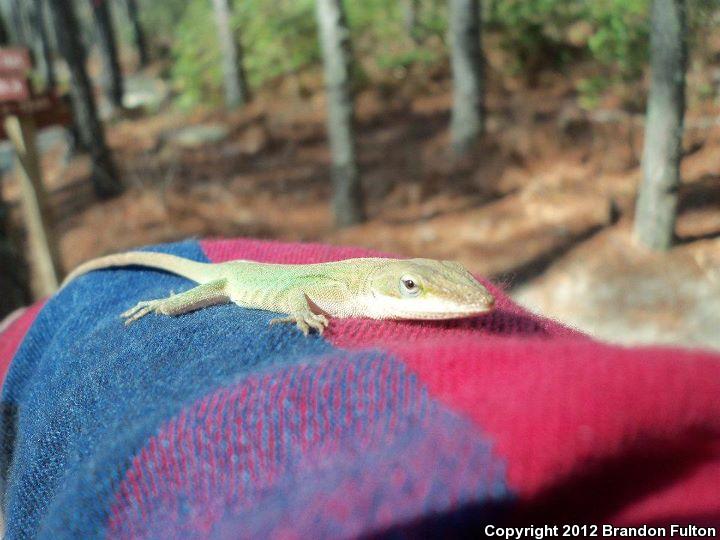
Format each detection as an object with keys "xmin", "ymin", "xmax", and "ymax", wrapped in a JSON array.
[{"xmin": 0, "ymin": 238, "xmax": 718, "ymax": 538}]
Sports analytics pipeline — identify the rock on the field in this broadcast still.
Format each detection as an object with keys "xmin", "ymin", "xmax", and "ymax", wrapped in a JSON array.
[
  {"xmin": 512, "ymin": 230, "xmax": 720, "ymax": 351},
  {"xmin": 165, "ymin": 123, "xmax": 230, "ymax": 149},
  {"xmin": 124, "ymin": 75, "xmax": 170, "ymax": 111}
]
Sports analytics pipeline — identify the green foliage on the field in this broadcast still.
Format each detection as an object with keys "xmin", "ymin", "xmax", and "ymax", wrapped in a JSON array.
[
  {"xmin": 170, "ymin": 0, "xmax": 320, "ymax": 108},
  {"xmin": 577, "ymin": 76, "xmax": 609, "ymax": 110},
  {"xmin": 488, "ymin": 0, "xmax": 650, "ymax": 80},
  {"xmin": 138, "ymin": 0, "xmax": 719, "ymax": 107},
  {"xmin": 138, "ymin": 0, "xmax": 189, "ymax": 41},
  {"xmin": 346, "ymin": 0, "xmax": 446, "ymax": 45},
  {"xmin": 489, "ymin": 0, "xmax": 585, "ymax": 68},
  {"xmin": 167, "ymin": 0, "xmax": 450, "ymax": 106},
  {"xmin": 376, "ymin": 48, "xmax": 439, "ymax": 72},
  {"xmin": 347, "ymin": 0, "xmax": 446, "ymax": 77},
  {"xmin": 235, "ymin": 0, "xmax": 319, "ymax": 86},
  {"xmin": 586, "ymin": 0, "xmax": 649, "ymax": 80},
  {"xmin": 170, "ymin": 0, "xmax": 221, "ymax": 108}
]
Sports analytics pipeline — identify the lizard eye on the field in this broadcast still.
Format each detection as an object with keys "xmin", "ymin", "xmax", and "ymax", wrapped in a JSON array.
[{"xmin": 399, "ymin": 275, "xmax": 421, "ymax": 297}]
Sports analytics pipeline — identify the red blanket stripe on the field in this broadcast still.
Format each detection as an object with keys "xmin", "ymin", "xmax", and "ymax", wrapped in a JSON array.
[{"xmin": 0, "ymin": 302, "xmax": 45, "ymax": 387}]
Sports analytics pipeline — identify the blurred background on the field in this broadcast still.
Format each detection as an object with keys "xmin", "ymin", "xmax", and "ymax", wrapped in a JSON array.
[{"xmin": 0, "ymin": 0, "xmax": 718, "ymax": 349}]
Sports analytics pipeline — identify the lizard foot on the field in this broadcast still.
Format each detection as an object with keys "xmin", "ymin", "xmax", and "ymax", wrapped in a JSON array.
[
  {"xmin": 121, "ymin": 299, "xmax": 166, "ymax": 325},
  {"xmin": 269, "ymin": 312, "xmax": 329, "ymax": 336}
]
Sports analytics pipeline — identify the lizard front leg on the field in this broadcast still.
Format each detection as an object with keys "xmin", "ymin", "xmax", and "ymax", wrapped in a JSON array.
[
  {"xmin": 267, "ymin": 293, "xmax": 329, "ymax": 335},
  {"xmin": 122, "ymin": 279, "xmax": 229, "ymax": 325}
]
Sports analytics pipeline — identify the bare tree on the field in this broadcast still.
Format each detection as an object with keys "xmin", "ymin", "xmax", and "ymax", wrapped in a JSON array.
[
  {"xmin": 9, "ymin": 0, "xmax": 54, "ymax": 90},
  {"xmin": 315, "ymin": 0, "xmax": 365, "ymax": 226},
  {"xmin": 634, "ymin": 0, "xmax": 687, "ymax": 250},
  {"xmin": 7, "ymin": 0, "xmax": 27, "ymax": 44},
  {"xmin": 47, "ymin": 0, "xmax": 123, "ymax": 199},
  {"xmin": 211, "ymin": 0, "xmax": 249, "ymax": 108},
  {"xmin": 31, "ymin": 0, "xmax": 56, "ymax": 90},
  {"xmin": 449, "ymin": 0, "xmax": 484, "ymax": 155},
  {"xmin": 404, "ymin": 0, "xmax": 420, "ymax": 43},
  {"xmin": 125, "ymin": 0, "xmax": 149, "ymax": 67},
  {"xmin": 0, "ymin": 6, "xmax": 8, "ymax": 45},
  {"xmin": 89, "ymin": 0, "xmax": 124, "ymax": 110}
]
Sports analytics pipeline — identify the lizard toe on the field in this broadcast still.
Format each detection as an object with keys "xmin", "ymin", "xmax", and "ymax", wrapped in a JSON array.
[
  {"xmin": 124, "ymin": 307, "xmax": 150, "ymax": 325},
  {"xmin": 306, "ymin": 318, "xmax": 325, "ymax": 334},
  {"xmin": 269, "ymin": 316, "xmax": 293, "ymax": 326},
  {"xmin": 313, "ymin": 314, "xmax": 329, "ymax": 327},
  {"xmin": 296, "ymin": 319, "xmax": 310, "ymax": 335},
  {"xmin": 122, "ymin": 300, "xmax": 161, "ymax": 325},
  {"xmin": 121, "ymin": 301, "xmax": 148, "ymax": 319},
  {"xmin": 269, "ymin": 311, "xmax": 325, "ymax": 336}
]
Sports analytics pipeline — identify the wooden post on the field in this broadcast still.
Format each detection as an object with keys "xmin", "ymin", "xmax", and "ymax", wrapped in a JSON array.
[
  {"xmin": 0, "ymin": 47, "xmax": 70, "ymax": 299},
  {"xmin": 4, "ymin": 113, "xmax": 61, "ymax": 295}
]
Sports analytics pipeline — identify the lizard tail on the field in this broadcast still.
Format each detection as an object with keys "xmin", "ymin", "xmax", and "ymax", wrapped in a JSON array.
[{"xmin": 61, "ymin": 251, "xmax": 218, "ymax": 288}]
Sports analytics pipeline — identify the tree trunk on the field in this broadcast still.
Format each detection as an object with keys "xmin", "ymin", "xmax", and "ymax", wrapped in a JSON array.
[
  {"xmin": 404, "ymin": 0, "xmax": 420, "ymax": 43},
  {"xmin": 125, "ymin": 0, "xmax": 149, "ymax": 67},
  {"xmin": 31, "ymin": 0, "xmax": 56, "ymax": 90},
  {"xmin": 449, "ymin": 0, "xmax": 484, "ymax": 155},
  {"xmin": 315, "ymin": 0, "xmax": 365, "ymax": 226},
  {"xmin": 89, "ymin": 0, "xmax": 124, "ymax": 110},
  {"xmin": 47, "ymin": 0, "xmax": 123, "ymax": 199},
  {"xmin": 7, "ymin": 0, "xmax": 28, "ymax": 45},
  {"xmin": 0, "ymin": 187, "xmax": 30, "ymax": 319},
  {"xmin": 0, "ymin": 5, "xmax": 10, "ymax": 45},
  {"xmin": 9, "ymin": 0, "xmax": 55, "ymax": 93},
  {"xmin": 211, "ymin": 0, "xmax": 249, "ymax": 108},
  {"xmin": 633, "ymin": 0, "xmax": 687, "ymax": 250}
]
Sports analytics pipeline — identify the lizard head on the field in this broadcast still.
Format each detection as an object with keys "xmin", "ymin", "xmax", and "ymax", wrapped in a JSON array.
[{"xmin": 366, "ymin": 259, "xmax": 495, "ymax": 320}]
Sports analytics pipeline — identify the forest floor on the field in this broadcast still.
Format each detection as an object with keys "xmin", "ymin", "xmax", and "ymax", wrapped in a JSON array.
[{"xmin": 2, "ymin": 62, "xmax": 720, "ymax": 350}]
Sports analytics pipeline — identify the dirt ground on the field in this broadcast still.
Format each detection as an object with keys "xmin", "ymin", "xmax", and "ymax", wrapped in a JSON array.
[{"xmin": 2, "ymin": 61, "xmax": 719, "ymax": 350}]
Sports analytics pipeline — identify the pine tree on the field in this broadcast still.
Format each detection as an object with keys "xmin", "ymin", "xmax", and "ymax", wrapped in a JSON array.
[
  {"xmin": 448, "ymin": 0, "xmax": 484, "ymax": 155},
  {"xmin": 125, "ymin": 0, "xmax": 149, "ymax": 67},
  {"xmin": 633, "ymin": 0, "xmax": 687, "ymax": 250},
  {"xmin": 89, "ymin": 0, "xmax": 124, "ymax": 109},
  {"xmin": 315, "ymin": 0, "xmax": 365, "ymax": 226},
  {"xmin": 211, "ymin": 0, "xmax": 249, "ymax": 108},
  {"xmin": 46, "ymin": 0, "xmax": 123, "ymax": 198}
]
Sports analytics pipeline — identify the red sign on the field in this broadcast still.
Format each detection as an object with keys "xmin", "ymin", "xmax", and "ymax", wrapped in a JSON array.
[
  {"xmin": 0, "ymin": 93, "xmax": 53, "ymax": 116},
  {"xmin": 0, "ymin": 92, "xmax": 72, "ymax": 139},
  {"xmin": 0, "ymin": 47, "xmax": 32, "ymax": 74},
  {"xmin": 0, "ymin": 47, "xmax": 71, "ymax": 136},
  {"xmin": 0, "ymin": 76, "xmax": 30, "ymax": 102}
]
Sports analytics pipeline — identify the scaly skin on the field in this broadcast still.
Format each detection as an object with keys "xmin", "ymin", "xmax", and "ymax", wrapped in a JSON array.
[{"xmin": 61, "ymin": 251, "xmax": 495, "ymax": 335}]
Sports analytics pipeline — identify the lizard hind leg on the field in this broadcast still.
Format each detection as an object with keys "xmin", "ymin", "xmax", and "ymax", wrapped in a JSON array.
[{"xmin": 269, "ymin": 311, "xmax": 329, "ymax": 335}]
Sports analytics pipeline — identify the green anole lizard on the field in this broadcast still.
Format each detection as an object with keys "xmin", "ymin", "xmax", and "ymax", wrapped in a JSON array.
[{"xmin": 61, "ymin": 251, "xmax": 495, "ymax": 334}]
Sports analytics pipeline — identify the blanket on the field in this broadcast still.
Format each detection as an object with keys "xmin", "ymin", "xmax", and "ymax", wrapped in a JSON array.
[{"xmin": 0, "ymin": 238, "xmax": 718, "ymax": 539}]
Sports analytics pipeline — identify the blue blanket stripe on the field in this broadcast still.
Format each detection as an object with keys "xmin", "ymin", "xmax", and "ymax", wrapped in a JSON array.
[{"xmin": 0, "ymin": 240, "xmax": 510, "ymax": 538}]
